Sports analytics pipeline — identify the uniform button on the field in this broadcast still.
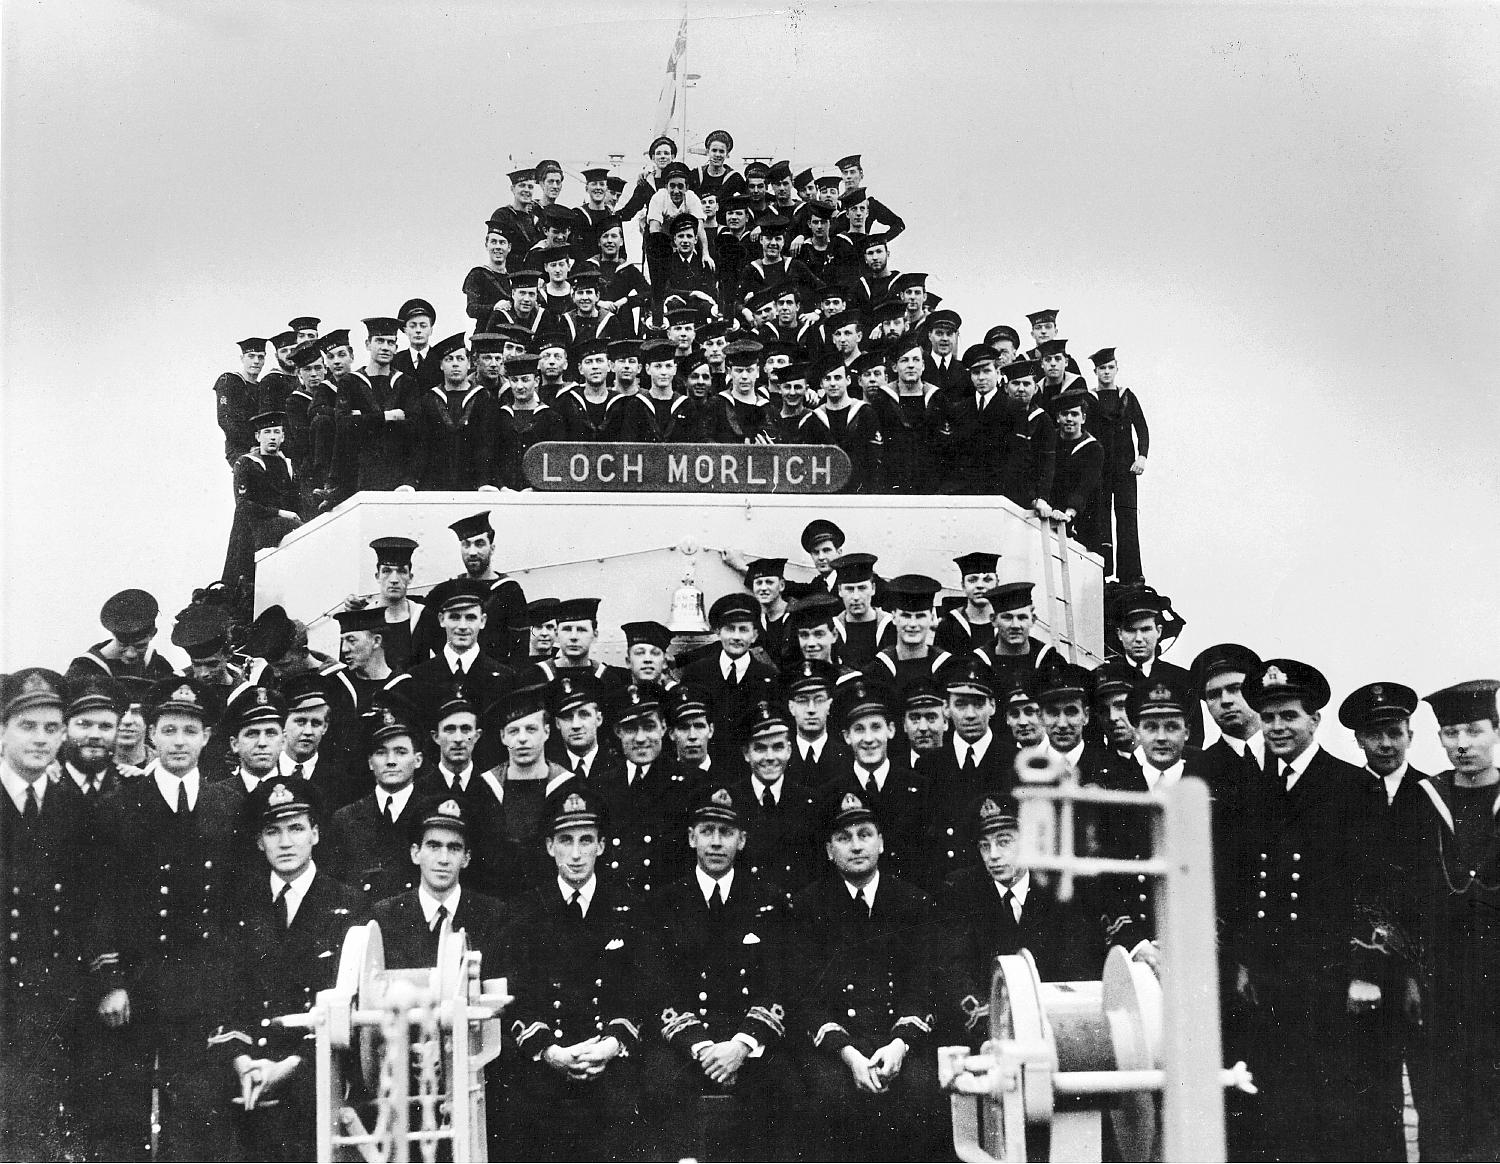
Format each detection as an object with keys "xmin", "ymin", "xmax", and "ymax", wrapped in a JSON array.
[
  {"xmin": 160, "ymin": 910, "xmax": 169, "ymax": 918},
  {"xmin": 1256, "ymin": 911, "xmax": 1265, "ymax": 919},
  {"xmin": 742, "ymin": 987, "xmax": 749, "ymax": 995},
  {"xmin": 554, "ymin": 1029, "xmax": 563, "ymax": 1039},
  {"xmin": 1259, "ymin": 853, "xmax": 1267, "ymax": 861},
  {"xmin": 53, "ymin": 883, "xmax": 62, "ymax": 892},
  {"xmin": 610, "ymin": 861, "xmax": 619, "ymax": 870},
  {"xmin": 596, "ymin": 979, "xmax": 603, "ymax": 987},
  {"xmin": 946, "ymin": 828, "xmax": 954, "ymax": 835},
  {"xmin": 1290, "ymin": 872, "xmax": 1299, "ymax": 881},
  {"xmin": 644, "ymin": 835, "xmax": 652, "ymax": 843},
  {"xmin": 159, "ymin": 935, "xmax": 167, "ymax": 943},
  {"xmin": 7, "ymin": 933, "xmax": 15, "ymax": 942},
  {"xmin": 9, "ymin": 910, "xmax": 17, "ymax": 918},
  {"xmin": 644, "ymin": 884, "xmax": 650, "ymax": 891},
  {"xmin": 613, "ymin": 838, "xmax": 621, "ymax": 847},
  {"xmin": 643, "ymin": 860, "xmax": 651, "ymax": 867},
  {"xmin": 7, "ymin": 957, "xmax": 15, "ymax": 966},
  {"xmin": 1137, "ymin": 874, "xmax": 1146, "ymax": 883},
  {"xmin": 1259, "ymin": 872, "xmax": 1267, "ymax": 879},
  {"xmin": 553, "ymin": 1001, "xmax": 562, "ymax": 1009},
  {"xmin": 596, "ymin": 1022, "xmax": 603, "ymax": 1031},
  {"xmin": 205, "ymin": 861, "xmax": 213, "ymax": 869},
  {"xmin": 160, "ymin": 887, "xmax": 169, "ymax": 895},
  {"xmin": 1137, "ymin": 895, "xmax": 1147, "ymax": 903},
  {"xmin": 257, "ymin": 1038, "xmax": 267, "ymax": 1047},
  {"xmin": 262, "ymin": 1018, "xmax": 271, "ymax": 1026},
  {"xmin": 947, "ymin": 851, "xmax": 954, "ymax": 858},
  {"xmin": 699, "ymin": 992, "xmax": 708, "ymax": 1001},
  {"xmin": 848, "ymin": 1009, "xmax": 857, "ymax": 1017},
  {"xmin": 1258, "ymin": 891, "xmax": 1266, "ymax": 899},
  {"xmin": 202, "ymin": 909, "xmax": 210, "ymax": 916},
  {"xmin": 52, "ymin": 905, "xmax": 60, "ymax": 914},
  {"xmin": 1290, "ymin": 893, "xmax": 1298, "ymax": 900},
  {"xmin": 1292, "ymin": 853, "xmax": 1301, "ymax": 861},
  {"xmin": 739, "ymin": 968, "xmax": 746, "ymax": 976},
  {"xmin": 1289, "ymin": 913, "xmax": 1298, "ymax": 920}
]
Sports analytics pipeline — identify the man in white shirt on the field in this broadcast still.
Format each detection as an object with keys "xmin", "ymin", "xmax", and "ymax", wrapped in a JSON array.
[
  {"xmin": 785, "ymin": 659, "xmax": 849, "ymax": 786},
  {"xmin": 1192, "ymin": 643, "xmax": 1267, "ymax": 782},
  {"xmin": 899, "ymin": 678, "xmax": 949, "ymax": 768},
  {"xmin": 640, "ymin": 783, "xmax": 797, "ymax": 1158},
  {"xmin": 224, "ymin": 683, "xmax": 287, "ymax": 795},
  {"xmin": 326, "ymin": 701, "xmax": 425, "ymax": 900},
  {"xmin": 215, "ymin": 775, "xmax": 365, "ymax": 1161}
]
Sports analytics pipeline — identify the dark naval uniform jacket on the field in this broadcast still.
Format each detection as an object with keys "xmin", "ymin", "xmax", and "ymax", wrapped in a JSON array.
[
  {"xmin": 792, "ymin": 871, "xmax": 936, "ymax": 1058},
  {"xmin": 647, "ymin": 869, "xmax": 790, "ymax": 1055},
  {"xmin": 577, "ymin": 756, "xmax": 695, "ymax": 898},
  {"xmin": 734, "ymin": 774, "xmax": 822, "ymax": 899},
  {"xmin": 325, "ymin": 788, "xmax": 423, "ymax": 901},
  {"xmin": 370, "ymin": 886, "xmax": 509, "ymax": 974},
  {"xmin": 817, "ymin": 759, "xmax": 928, "ymax": 883},
  {"xmin": 500, "ymin": 876, "xmax": 646, "ymax": 1056},
  {"xmin": 209, "ymin": 868, "xmax": 366, "ymax": 1162}
]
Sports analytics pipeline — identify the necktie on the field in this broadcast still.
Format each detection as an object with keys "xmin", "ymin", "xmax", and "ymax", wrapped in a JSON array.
[
  {"xmin": 1282, "ymin": 762, "xmax": 1295, "ymax": 792},
  {"xmin": 23, "ymin": 784, "xmax": 39, "ymax": 820},
  {"xmin": 289, "ymin": 763, "xmax": 304, "ymax": 781},
  {"xmin": 762, "ymin": 787, "xmax": 776, "ymax": 812},
  {"xmin": 432, "ymin": 904, "xmax": 449, "ymax": 934},
  {"xmin": 1002, "ymin": 888, "xmax": 1019, "ymax": 925},
  {"xmin": 961, "ymin": 747, "xmax": 977, "ymax": 775},
  {"xmin": 383, "ymin": 797, "xmax": 396, "ymax": 828},
  {"xmin": 570, "ymin": 889, "xmax": 585, "ymax": 922},
  {"xmin": 709, "ymin": 884, "xmax": 724, "ymax": 912},
  {"xmin": 627, "ymin": 764, "xmax": 638, "ymax": 787},
  {"xmin": 801, "ymin": 745, "xmax": 813, "ymax": 765},
  {"xmin": 176, "ymin": 778, "xmax": 190, "ymax": 815},
  {"xmin": 275, "ymin": 883, "xmax": 291, "ymax": 930},
  {"xmin": 859, "ymin": 888, "xmax": 873, "ymax": 918}
]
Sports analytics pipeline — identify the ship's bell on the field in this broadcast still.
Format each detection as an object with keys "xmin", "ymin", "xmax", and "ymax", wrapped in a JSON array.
[{"xmin": 668, "ymin": 570, "xmax": 709, "ymax": 633}]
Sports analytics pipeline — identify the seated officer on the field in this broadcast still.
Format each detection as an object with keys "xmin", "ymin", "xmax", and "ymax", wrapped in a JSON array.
[
  {"xmin": 211, "ymin": 777, "xmax": 366, "ymax": 1163},
  {"xmin": 325, "ymin": 701, "xmax": 426, "ymax": 901},
  {"xmin": 371, "ymin": 796, "xmax": 508, "ymax": 972},
  {"xmin": 938, "ymin": 798, "xmax": 1097, "ymax": 1044},
  {"xmin": 497, "ymin": 785, "xmax": 646, "ymax": 1163},
  {"xmin": 791, "ymin": 789, "xmax": 945, "ymax": 1163},
  {"xmin": 640, "ymin": 783, "xmax": 799, "ymax": 1161}
]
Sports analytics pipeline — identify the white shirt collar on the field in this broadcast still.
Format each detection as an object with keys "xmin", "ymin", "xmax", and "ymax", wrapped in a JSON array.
[
  {"xmin": 559, "ymin": 874, "xmax": 597, "ymax": 914},
  {"xmin": 444, "ymin": 644, "xmax": 480, "ymax": 672},
  {"xmin": 418, "ymin": 883, "xmax": 462, "ymax": 925},
  {"xmin": 955, "ymin": 731, "xmax": 994, "ymax": 767},
  {"xmin": 568, "ymin": 743, "xmax": 599, "ymax": 776},
  {"xmin": 845, "ymin": 870, "xmax": 881, "ymax": 906},
  {"xmin": 721, "ymin": 652, "xmax": 748, "ymax": 682},
  {"xmin": 1059, "ymin": 740, "xmax": 1086, "ymax": 767},
  {"xmin": 1133, "ymin": 749, "xmax": 1185, "ymax": 790},
  {"xmin": 378, "ymin": 783, "xmax": 415, "ymax": 819},
  {"xmin": 441, "ymin": 762, "xmax": 475, "ymax": 792},
  {"xmin": 856, "ymin": 759, "xmax": 891, "ymax": 792},
  {"xmin": 238, "ymin": 767, "xmax": 272, "ymax": 794},
  {"xmin": 1281, "ymin": 742, "xmax": 1320, "ymax": 790},
  {"xmin": 154, "ymin": 765, "xmax": 200, "ymax": 812},
  {"xmin": 1369, "ymin": 761, "xmax": 1410, "ymax": 806},
  {"xmin": 65, "ymin": 761, "xmax": 103, "ymax": 794},
  {"xmin": 1222, "ymin": 729, "xmax": 1266, "ymax": 769},
  {"xmin": 996, "ymin": 871, "xmax": 1031, "ymax": 915},
  {"xmin": 695, "ymin": 865, "xmax": 735, "ymax": 903},
  {"xmin": 277, "ymin": 752, "xmax": 319, "ymax": 778},
  {"xmin": 270, "ymin": 861, "xmax": 318, "ymax": 925},
  {"xmin": 751, "ymin": 773, "xmax": 784, "ymax": 803},
  {"xmin": 799, "ymin": 733, "xmax": 828, "ymax": 762},
  {"xmin": 0, "ymin": 761, "xmax": 48, "ymax": 813}
]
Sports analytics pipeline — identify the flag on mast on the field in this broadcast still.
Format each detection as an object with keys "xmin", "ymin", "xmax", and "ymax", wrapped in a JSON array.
[{"xmin": 652, "ymin": 15, "xmax": 688, "ymax": 141}]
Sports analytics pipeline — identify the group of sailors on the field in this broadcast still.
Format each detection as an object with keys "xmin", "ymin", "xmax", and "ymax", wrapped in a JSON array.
[
  {"xmin": 215, "ymin": 136, "xmax": 1150, "ymax": 603},
  {"xmin": 5, "ymin": 504, "xmax": 1499, "ymax": 1162}
]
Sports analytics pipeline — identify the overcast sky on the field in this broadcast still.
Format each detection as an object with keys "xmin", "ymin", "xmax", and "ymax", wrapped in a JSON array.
[{"xmin": 3, "ymin": 0, "xmax": 1497, "ymax": 767}]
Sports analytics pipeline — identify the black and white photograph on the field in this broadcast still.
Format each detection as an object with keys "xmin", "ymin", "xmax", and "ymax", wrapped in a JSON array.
[{"xmin": 2, "ymin": 1, "xmax": 1497, "ymax": 1160}]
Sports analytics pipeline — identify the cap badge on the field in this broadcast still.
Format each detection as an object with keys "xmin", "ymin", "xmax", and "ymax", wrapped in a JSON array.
[
  {"xmin": 268, "ymin": 784, "xmax": 294, "ymax": 807},
  {"xmin": 255, "ymin": 688, "xmax": 269, "ymax": 706},
  {"xmin": 840, "ymin": 792, "xmax": 864, "ymax": 812},
  {"xmin": 438, "ymin": 799, "xmax": 461, "ymax": 817},
  {"xmin": 20, "ymin": 673, "xmax": 54, "ymax": 695},
  {"xmin": 1148, "ymin": 684, "xmax": 1173, "ymax": 703},
  {"xmin": 171, "ymin": 684, "xmax": 197, "ymax": 704},
  {"xmin": 979, "ymin": 797, "xmax": 1002, "ymax": 822},
  {"xmin": 563, "ymin": 792, "xmax": 587, "ymax": 814},
  {"xmin": 380, "ymin": 707, "xmax": 396, "ymax": 727},
  {"xmin": 1263, "ymin": 665, "xmax": 1288, "ymax": 688},
  {"xmin": 711, "ymin": 788, "xmax": 733, "ymax": 808},
  {"xmin": 1370, "ymin": 684, "xmax": 1384, "ymax": 700}
]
